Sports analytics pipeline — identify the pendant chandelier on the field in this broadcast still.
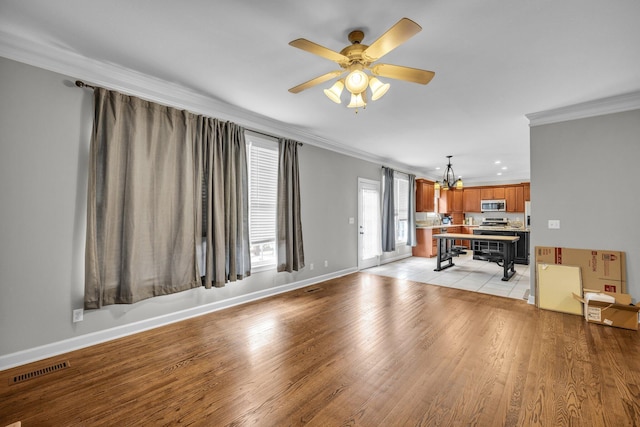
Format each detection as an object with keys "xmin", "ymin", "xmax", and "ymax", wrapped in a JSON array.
[{"xmin": 434, "ymin": 155, "xmax": 463, "ymax": 191}]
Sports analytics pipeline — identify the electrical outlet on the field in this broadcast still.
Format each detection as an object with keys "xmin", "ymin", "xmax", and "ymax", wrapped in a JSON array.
[
  {"xmin": 73, "ymin": 308, "xmax": 84, "ymax": 323},
  {"xmin": 310, "ymin": 263, "xmax": 314, "ymax": 270},
  {"xmin": 548, "ymin": 220, "xmax": 560, "ymax": 229},
  {"xmin": 324, "ymin": 260, "xmax": 328, "ymax": 267}
]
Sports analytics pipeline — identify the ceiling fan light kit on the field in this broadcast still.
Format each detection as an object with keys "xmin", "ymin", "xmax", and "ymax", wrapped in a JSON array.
[{"xmin": 289, "ymin": 17, "xmax": 435, "ymax": 111}]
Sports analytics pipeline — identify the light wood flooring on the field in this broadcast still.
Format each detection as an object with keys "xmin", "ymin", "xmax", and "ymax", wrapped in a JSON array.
[{"xmin": 1, "ymin": 272, "xmax": 639, "ymax": 426}]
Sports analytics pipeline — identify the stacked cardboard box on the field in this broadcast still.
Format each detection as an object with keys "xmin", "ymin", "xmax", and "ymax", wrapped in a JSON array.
[
  {"xmin": 535, "ymin": 246, "xmax": 626, "ymax": 294},
  {"xmin": 535, "ymin": 246, "xmax": 639, "ymax": 330}
]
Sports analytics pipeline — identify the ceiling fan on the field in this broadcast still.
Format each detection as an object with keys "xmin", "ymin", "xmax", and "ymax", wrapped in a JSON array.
[{"xmin": 288, "ymin": 18, "xmax": 435, "ymax": 109}]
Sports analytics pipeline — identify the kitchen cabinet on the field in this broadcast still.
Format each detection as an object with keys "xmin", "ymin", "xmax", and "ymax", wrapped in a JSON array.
[
  {"xmin": 523, "ymin": 183, "xmax": 530, "ymax": 201},
  {"xmin": 437, "ymin": 190, "xmax": 448, "ymax": 214},
  {"xmin": 463, "ymin": 188, "xmax": 481, "ymax": 212},
  {"xmin": 437, "ymin": 189, "xmax": 462, "ymax": 214},
  {"xmin": 515, "ymin": 186, "xmax": 525, "ymax": 212},
  {"xmin": 505, "ymin": 185, "xmax": 525, "ymax": 212},
  {"xmin": 480, "ymin": 188, "xmax": 494, "ymax": 200},
  {"xmin": 416, "ymin": 179, "xmax": 435, "ymax": 212},
  {"xmin": 493, "ymin": 187, "xmax": 505, "ymax": 199},
  {"xmin": 413, "ymin": 227, "xmax": 449, "ymax": 258},
  {"xmin": 452, "ymin": 189, "xmax": 463, "ymax": 213},
  {"xmin": 413, "ymin": 228, "xmax": 434, "ymax": 257}
]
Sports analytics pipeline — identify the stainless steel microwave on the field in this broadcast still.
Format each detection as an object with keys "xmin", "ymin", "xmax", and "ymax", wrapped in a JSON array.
[{"xmin": 481, "ymin": 199, "xmax": 506, "ymax": 212}]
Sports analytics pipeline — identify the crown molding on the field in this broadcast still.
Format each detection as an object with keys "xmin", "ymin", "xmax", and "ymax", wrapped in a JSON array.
[
  {"xmin": 526, "ymin": 90, "xmax": 640, "ymax": 127},
  {"xmin": 0, "ymin": 31, "xmax": 427, "ymax": 177}
]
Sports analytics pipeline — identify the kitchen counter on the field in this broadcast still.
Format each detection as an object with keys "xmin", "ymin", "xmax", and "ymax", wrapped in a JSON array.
[
  {"xmin": 475, "ymin": 226, "xmax": 530, "ymax": 232},
  {"xmin": 416, "ymin": 223, "xmax": 476, "ymax": 229}
]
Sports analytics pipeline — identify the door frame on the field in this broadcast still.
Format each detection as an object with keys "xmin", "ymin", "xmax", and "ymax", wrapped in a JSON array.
[{"xmin": 357, "ymin": 177, "xmax": 381, "ymax": 270}]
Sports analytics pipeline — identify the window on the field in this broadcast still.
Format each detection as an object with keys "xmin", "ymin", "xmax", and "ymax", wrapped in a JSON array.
[
  {"xmin": 394, "ymin": 172, "xmax": 409, "ymax": 245},
  {"xmin": 245, "ymin": 132, "xmax": 279, "ymax": 270}
]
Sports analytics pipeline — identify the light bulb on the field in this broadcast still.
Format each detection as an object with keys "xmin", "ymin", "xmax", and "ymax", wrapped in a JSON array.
[{"xmin": 345, "ymin": 70, "xmax": 369, "ymax": 94}]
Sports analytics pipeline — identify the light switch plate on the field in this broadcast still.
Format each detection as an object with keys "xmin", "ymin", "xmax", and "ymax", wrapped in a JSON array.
[{"xmin": 548, "ymin": 220, "xmax": 560, "ymax": 229}]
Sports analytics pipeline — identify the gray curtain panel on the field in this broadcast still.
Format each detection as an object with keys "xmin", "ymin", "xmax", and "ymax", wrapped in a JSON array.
[
  {"xmin": 85, "ymin": 88, "xmax": 201, "ymax": 309},
  {"xmin": 277, "ymin": 139, "xmax": 305, "ymax": 272},
  {"xmin": 407, "ymin": 174, "xmax": 417, "ymax": 247},
  {"xmin": 85, "ymin": 88, "xmax": 252, "ymax": 308},
  {"xmin": 198, "ymin": 118, "xmax": 251, "ymax": 288},
  {"xmin": 381, "ymin": 166, "xmax": 396, "ymax": 252},
  {"xmin": 201, "ymin": 118, "xmax": 251, "ymax": 288}
]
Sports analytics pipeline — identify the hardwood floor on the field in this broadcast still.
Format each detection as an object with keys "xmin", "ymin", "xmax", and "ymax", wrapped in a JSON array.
[{"xmin": 2, "ymin": 273, "xmax": 639, "ymax": 426}]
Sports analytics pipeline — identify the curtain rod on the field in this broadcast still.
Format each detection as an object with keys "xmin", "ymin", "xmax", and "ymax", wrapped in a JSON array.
[
  {"xmin": 75, "ymin": 80, "xmax": 96, "ymax": 90},
  {"xmin": 75, "ymin": 80, "xmax": 302, "ymax": 146}
]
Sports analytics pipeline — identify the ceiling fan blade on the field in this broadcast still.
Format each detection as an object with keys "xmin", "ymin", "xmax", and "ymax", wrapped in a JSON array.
[
  {"xmin": 289, "ymin": 39, "xmax": 350, "ymax": 65},
  {"xmin": 362, "ymin": 18, "xmax": 422, "ymax": 62},
  {"xmin": 370, "ymin": 63, "xmax": 435, "ymax": 85},
  {"xmin": 288, "ymin": 70, "xmax": 345, "ymax": 94}
]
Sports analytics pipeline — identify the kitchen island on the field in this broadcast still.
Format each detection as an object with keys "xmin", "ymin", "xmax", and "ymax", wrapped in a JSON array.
[
  {"xmin": 433, "ymin": 233, "xmax": 520, "ymax": 281},
  {"xmin": 413, "ymin": 224, "xmax": 477, "ymax": 258}
]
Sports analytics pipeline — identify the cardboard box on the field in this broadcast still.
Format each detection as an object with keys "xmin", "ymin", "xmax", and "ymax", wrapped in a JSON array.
[
  {"xmin": 537, "ymin": 264, "xmax": 582, "ymax": 315},
  {"xmin": 535, "ymin": 246, "xmax": 626, "ymax": 294},
  {"xmin": 573, "ymin": 291, "xmax": 640, "ymax": 330}
]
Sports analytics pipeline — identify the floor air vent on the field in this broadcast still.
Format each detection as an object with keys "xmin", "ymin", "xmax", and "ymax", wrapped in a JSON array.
[
  {"xmin": 10, "ymin": 360, "xmax": 70, "ymax": 385},
  {"xmin": 305, "ymin": 287, "xmax": 322, "ymax": 294}
]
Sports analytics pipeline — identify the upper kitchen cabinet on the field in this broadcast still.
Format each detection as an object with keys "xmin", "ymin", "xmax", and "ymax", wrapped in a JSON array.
[
  {"xmin": 523, "ymin": 183, "xmax": 530, "ymax": 201},
  {"xmin": 437, "ymin": 189, "xmax": 463, "ymax": 213},
  {"xmin": 437, "ymin": 189, "xmax": 447, "ymax": 213},
  {"xmin": 480, "ymin": 187, "xmax": 494, "ymax": 200},
  {"xmin": 463, "ymin": 188, "xmax": 481, "ymax": 212},
  {"xmin": 416, "ymin": 179, "xmax": 435, "ymax": 212},
  {"xmin": 505, "ymin": 185, "xmax": 524, "ymax": 212},
  {"xmin": 452, "ymin": 189, "xmax": 463, "ymax": 213}
]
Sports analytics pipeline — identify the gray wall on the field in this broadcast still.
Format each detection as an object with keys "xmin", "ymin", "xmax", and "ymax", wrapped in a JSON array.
[
  {"xmin": 529, "ymin": 109, "xmax": 640, "ymax": 299},
  {"xmin": 0, "ymin": 57, "xmax": 394, "ymax": 357}
]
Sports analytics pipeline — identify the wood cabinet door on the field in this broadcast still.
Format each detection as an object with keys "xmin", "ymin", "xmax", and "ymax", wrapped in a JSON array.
[
  {"xmin": 453, "ymin": 189, "xmax": 463, "ymax": 213},
  {"xmin": 480, "ymin": 188, "xmax": 494, "ymax": 200},
  {"xmin": 523, "ymin": 183, "xmax": 530, "ymax": 201},
  {"xmin": 423, "ymin": 182, "xmax": 435, "ymax": 212},
  {"xmin": 437, "ymin": 190, "xmax": 448, "ymax": 213},
  {"xmin": 416, "ymin": 180, "xmax": 435, "ymax": 212},
  {"xmin": 505, "ymin": 185, "xmax": 525, "ymax": 212},
  {"xmin": 493, "ymin": 187, "xmax": 505, "ymax": 199},
  {"xmin": 463, "ymin": 188, "xmax": 480, "ymax": 212},
  {"xmin": 505, "ymin": 186, "xmax": 517, "ymax": 212},
  {"xmin": 515, "ymin": 185, "xmax": 524, "ymax": 212}
]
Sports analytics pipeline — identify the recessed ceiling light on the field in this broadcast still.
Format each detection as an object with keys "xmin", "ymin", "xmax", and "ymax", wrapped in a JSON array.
[
  {"xmin": 494, "ymin": 160, "xmax": 501, "ymax": 164},
  {"xmin": 497, "ymin": 172, "xmax": 502, "ymax": 176},
  {"xmin": 502, "ymin": 166, "xmax": 507, "ymax": 170},
  {"xmin": 435, "ymin": 167, "xmax": 441, "ymax": 170}
]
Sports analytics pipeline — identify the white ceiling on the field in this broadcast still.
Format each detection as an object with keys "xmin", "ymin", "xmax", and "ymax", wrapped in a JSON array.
[{"xmin": 1, "ymin": 0, "xmax": 639, "ymax": 185}]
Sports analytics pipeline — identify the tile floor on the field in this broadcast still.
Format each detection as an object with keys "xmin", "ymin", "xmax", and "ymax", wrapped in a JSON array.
[{"xmin": 363, "ymin": 252, "xmax": 531, "ymax": 300}]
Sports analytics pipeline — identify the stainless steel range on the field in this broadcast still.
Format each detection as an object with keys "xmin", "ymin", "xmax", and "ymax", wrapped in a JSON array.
[
  {"xmin": 473, "ymin": 217, "xmax": 530, "ymax": 264},
  {"xmin": 477, "ymin": 217, "xmax": 509, "ymax": 230}
]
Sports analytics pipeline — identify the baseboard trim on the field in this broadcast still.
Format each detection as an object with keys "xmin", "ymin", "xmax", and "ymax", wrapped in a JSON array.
[
  {"xmin": 528, "ymin": 295, "xmax": 536, "ymax": 305},
  {"xmin": 0, "ymin": 268, "xmax": 356, "ymax": 372}
]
